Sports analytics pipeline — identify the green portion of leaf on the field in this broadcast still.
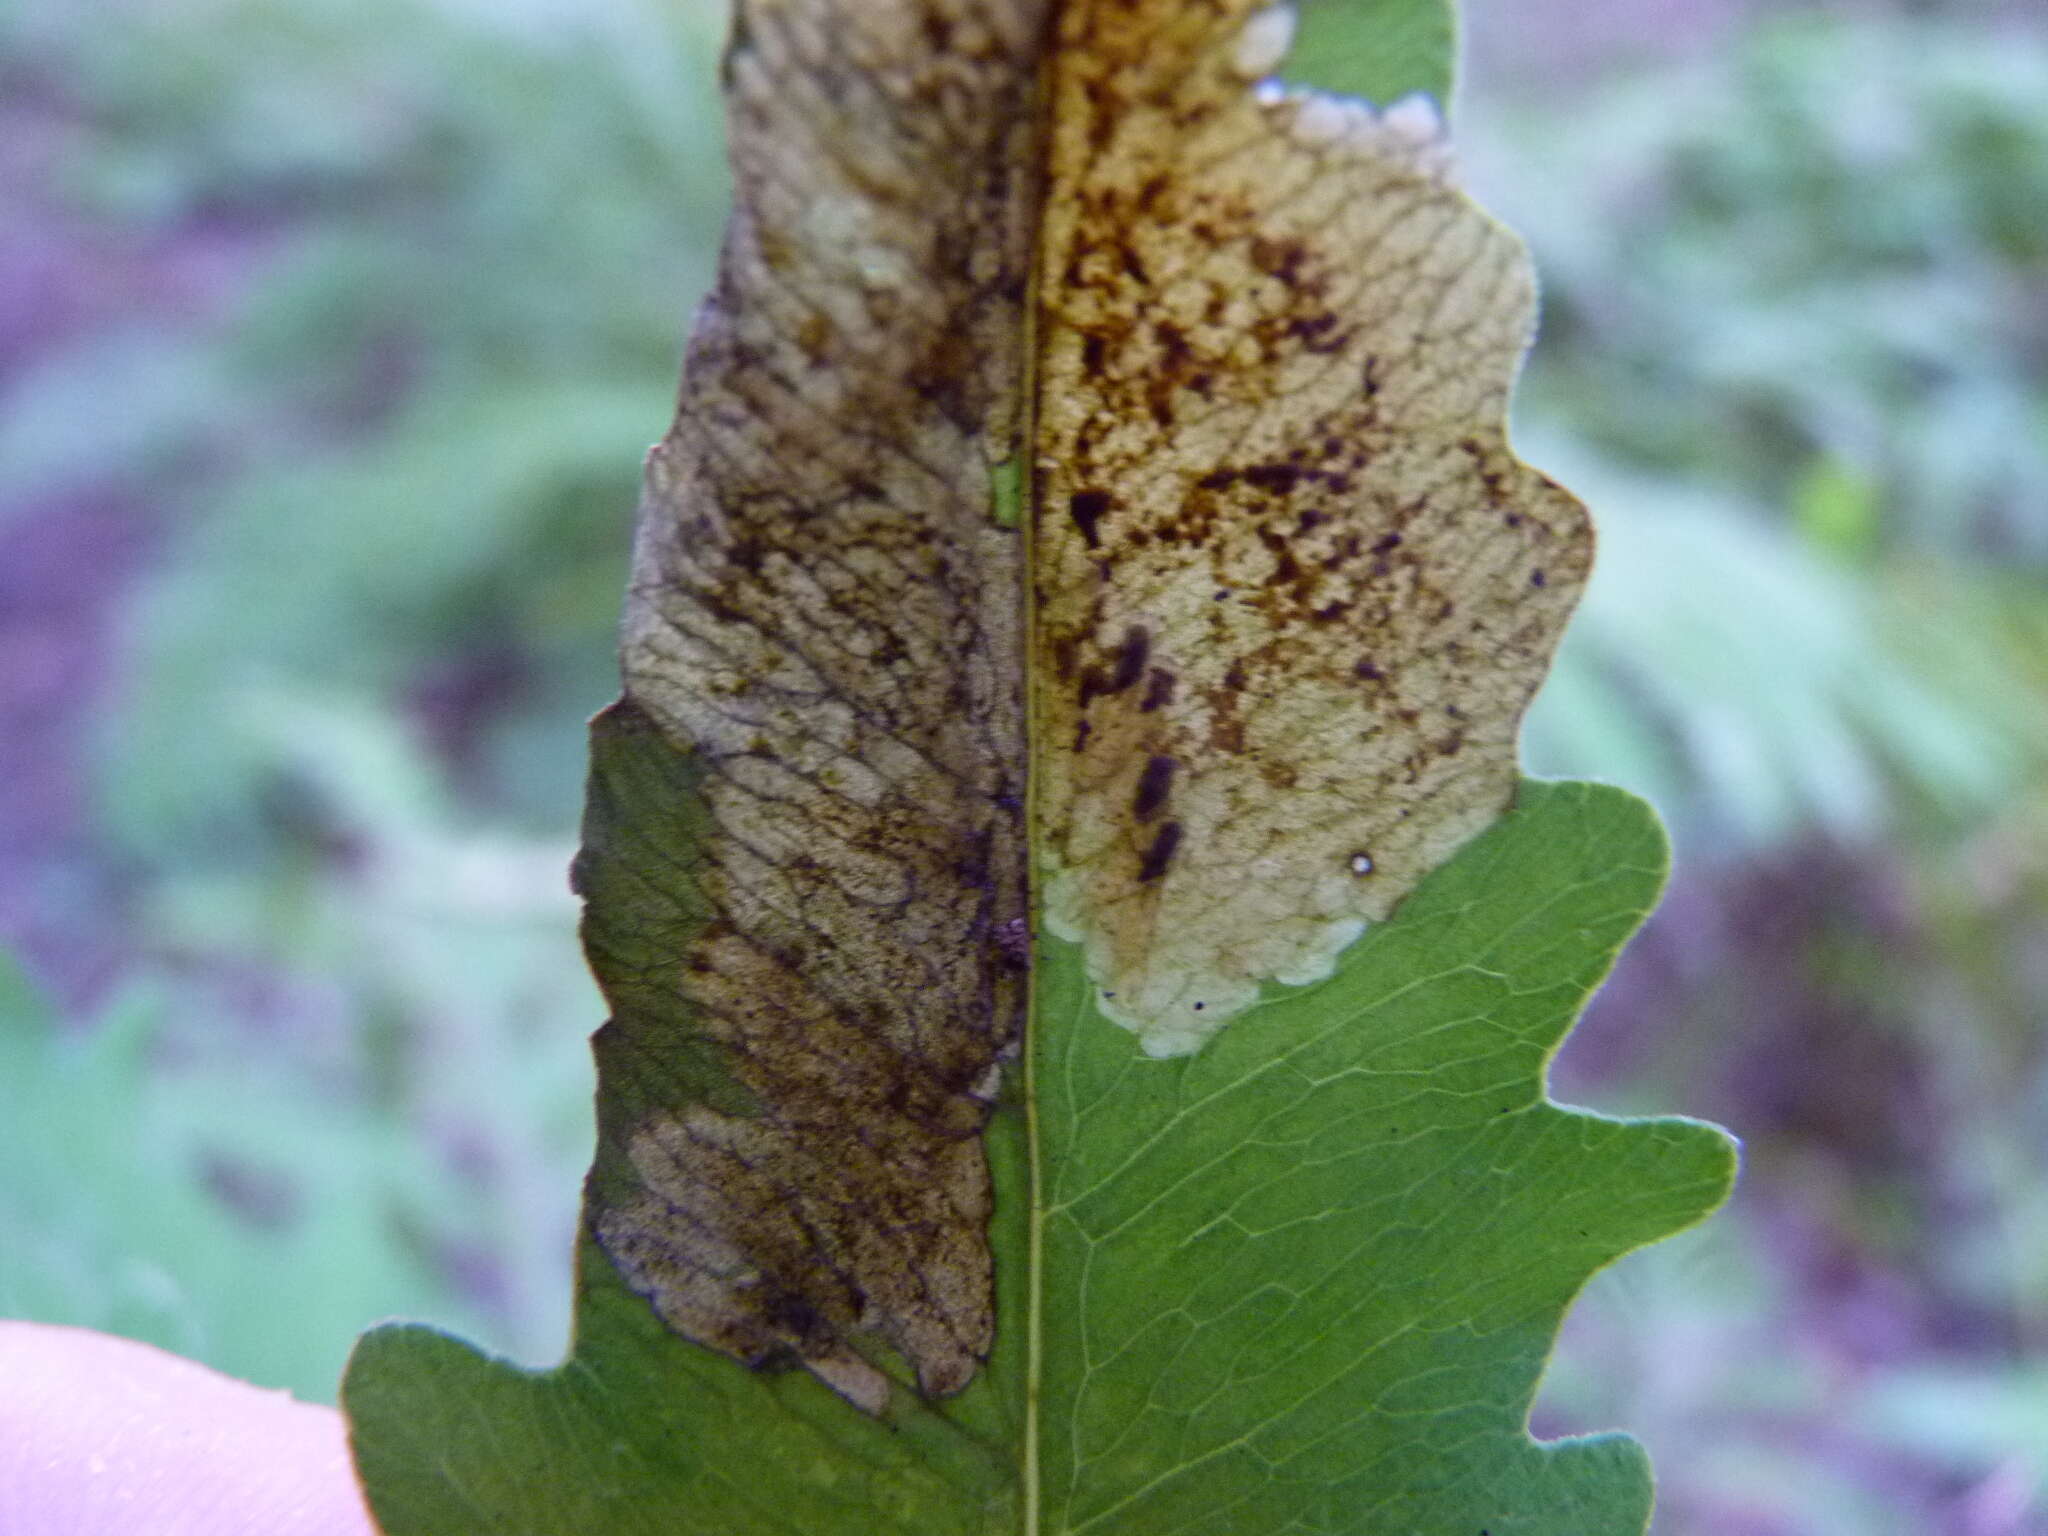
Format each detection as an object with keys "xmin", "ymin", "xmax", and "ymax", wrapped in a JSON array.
[
  {"xmin": 344, "ymin": 781, "xmax": 1735, "ymax": 1533},
  {"xmin": 991, "ymin": 458, "xmax": 1025, "ymax": 529},
  {"xmin": 1284, "ymin": 0, "xmax": 1459, "ymax": 110},
  {"xmin": 572, "ymin": 701, "xmax": 753, "ymax": 1177},
  {"xmin": 0, "ymin": 956, "xmax": 498, "ymax": 1405},
  {"xmin": 1028, "ymin": 780, "xmax": 1732, "ymax": 1534},
  {"xmin": 346, "ymin": 1242, "xmax": 1019, "ymax": 1536}
]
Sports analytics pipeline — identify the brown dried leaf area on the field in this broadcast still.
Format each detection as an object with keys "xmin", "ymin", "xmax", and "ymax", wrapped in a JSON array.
[
  {"xmin": 592, "ymin": 0, "xmax": 1048, "ymax": 1412},
  {"xmin": 1034, "ymin": 0, "xmax": 1592, "ymax": 1055},
  {"xmin": 588, "ymin": 0, "xmax": 1589, "ymax": 1413}
]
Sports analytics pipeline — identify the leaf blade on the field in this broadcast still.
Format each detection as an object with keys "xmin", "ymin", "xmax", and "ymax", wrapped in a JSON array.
[
  {"xmin": 346, "ymin": 782, "xmax": 1735, "ymax": 1533},
  {"xmin": 342, "ymin": 6, "xmax": 1739, "ymax": 1533},
  {"xmin": 1031, "ymin": 780, "xmax": 1734, "ymax": 1534},
  {"xmin": 1285, "ymin": 0, "xmax": 1459, "ymax": 109}
]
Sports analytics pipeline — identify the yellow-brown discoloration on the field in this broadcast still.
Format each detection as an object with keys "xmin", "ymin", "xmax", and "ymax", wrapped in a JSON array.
[
  {"xmin": 1033, "ymin": 0, "xmax": 1592, "ymax": 1055},
  {"xmin": 600, "ymin": 0, "xmax": 1590, "ymax": 1409},
  {"xmin": 601, "ymin": 0, "xmax": 1049, "ymax": 1410}
]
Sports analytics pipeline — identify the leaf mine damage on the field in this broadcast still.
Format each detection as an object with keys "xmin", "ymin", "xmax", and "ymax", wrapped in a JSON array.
[
  {"xmin": 584, "ymin": 0, "xmax": 1591, "ymax": 1413},
  {"xmin": 1033, "ymin": 0, "xmax": 1592, "ymax": 1055},
  {"xmin": 590, "ymin": 0, "xmax": 1049, "ymax": 1412}
]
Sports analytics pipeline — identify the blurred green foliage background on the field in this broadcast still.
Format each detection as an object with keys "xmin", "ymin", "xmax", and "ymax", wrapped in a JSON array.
[{"xmin": 0, "ymin": 0, "xmax": 2043, "ymax": 1529}]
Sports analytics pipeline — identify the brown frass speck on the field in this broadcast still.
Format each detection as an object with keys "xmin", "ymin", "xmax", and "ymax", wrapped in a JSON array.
[
  {"xmin": 1137, "ymin": 820, "xmax": 1183, "ymax": 883},
  {"xmin": 1132, "ymin": 754, "xmax": 1177, "ymax": 820}
]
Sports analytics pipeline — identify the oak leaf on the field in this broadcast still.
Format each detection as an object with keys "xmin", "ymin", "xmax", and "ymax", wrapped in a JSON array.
[{"xmin": 343, "ymin": 5, "xmax": 1734, "ymax": 1532}]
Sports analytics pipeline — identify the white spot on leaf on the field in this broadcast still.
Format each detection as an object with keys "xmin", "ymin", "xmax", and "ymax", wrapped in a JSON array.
[
  {"xmin": 1382, "ymin": 91, "xmax": 1446, "ymax": 146},
  {"xmin": 1289, "ymin": 92, "xmax": 1352, "ymax": 147},
  {"xmin": 1232, "ymin": 4, "xmax": 1296, "ymax": 81}
]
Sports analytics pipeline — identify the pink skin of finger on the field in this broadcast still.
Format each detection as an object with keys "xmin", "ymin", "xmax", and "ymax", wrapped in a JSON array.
[{"xmin": 0, "ymin": 1322, "xmax": 377, "ymax": 1536}]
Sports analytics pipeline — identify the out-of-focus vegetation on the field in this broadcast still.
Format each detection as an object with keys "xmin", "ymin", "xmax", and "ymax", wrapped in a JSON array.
[
  {"xmin": 1466, "ymin": 8, "xmax": 2048, "ymax": 1531},
  {"xmin": 1501, "ymin": 14, "xmax": 2048, "ymax": 851},
  {"xmin": 0, "ymin": 0, "xmax": 729, "ymax": 1399},
  {"xmin": 0, "ymin": 0, "xmax": 2043, "ymax": 1527}
]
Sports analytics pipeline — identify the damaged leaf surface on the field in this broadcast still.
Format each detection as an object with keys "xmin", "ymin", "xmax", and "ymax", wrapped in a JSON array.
[
  {"xmin": 344, "ymin": 2, "xmax": 1735, "ymax": 1531},
  {"xmin": 346, "ymin": 784, "xmax": 1735, "ymax": 1535},
  {"xmin": 1034, "ymin": 1, "xmax": 1590, "ymax": 1054},
  {"xmin": 586, "ymin": 0, "xmax": 1591, "ymax": 1404},
  {"xmin": 590, "ymin": 0, "xmax": 1588, "ymax": 1401},
  {"xmin": 596, "ymin": 1, "xmax": 1047, "ymax": 1407}
]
